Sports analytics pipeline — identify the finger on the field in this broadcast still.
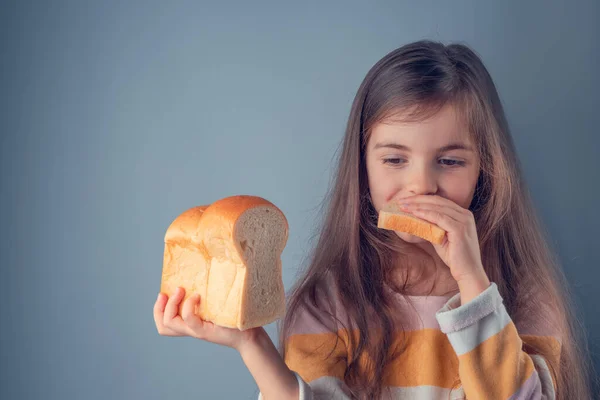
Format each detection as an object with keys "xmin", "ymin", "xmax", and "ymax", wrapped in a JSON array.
[
  {"xmin": 402, "ymin": 203, "xmax": 463, "ymax": 223},
  {"xmin": 163, "ymin": 287, "xmax": 192, "ymax": 334},
  {"xmin": 154, "ymin": 292, "xmax": 167, "ymax": 312},
  {"xmin": 401, "ymin": 195, "xmax": 466, "ymax": 214},
  {"xmin": 164, "ymin": 287, "xmax": 185, "ymax": 321},
  {"xmin": 154, "ymin": 292, "xmax": 168, "ymax": 320},
  {"xmin": 181, "ymin": 294, "xmax": 207, "ymax": 337},
  {"xmin": 408, "ymin": 206, "xmax": 463, "ymax": 235},
  {"xmin": 163, "ymin": 314, "xmax": 190, "ymax": 335},
  {"xmin": 153, "ymin": 293, "xmax": 180, "ymax": 336},
  {"xmin": 153, "ymin": 293, "xmax": 167, "ymax": 329}
]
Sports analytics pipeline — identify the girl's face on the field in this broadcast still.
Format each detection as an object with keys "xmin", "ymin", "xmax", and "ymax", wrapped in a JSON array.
[{"xmin": 365, "ymin": 104, "xmax": 481, "ymax": 244}]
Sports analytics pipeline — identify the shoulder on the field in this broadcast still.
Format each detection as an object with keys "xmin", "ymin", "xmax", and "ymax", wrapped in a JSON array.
[{"xmin": 286, "ymin": 273, "xmax": 351, "ymax": 338}]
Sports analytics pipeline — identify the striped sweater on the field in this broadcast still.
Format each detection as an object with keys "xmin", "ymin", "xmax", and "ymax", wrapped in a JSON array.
[{"xmin": 259, "ymin": 281, "xmax": 562, "ymax": 399}]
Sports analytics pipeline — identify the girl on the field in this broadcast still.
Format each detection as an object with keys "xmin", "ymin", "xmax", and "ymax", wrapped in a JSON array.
[{"xmin": 153, "ymin": 40, "xmax": 594, "ymax": 399}]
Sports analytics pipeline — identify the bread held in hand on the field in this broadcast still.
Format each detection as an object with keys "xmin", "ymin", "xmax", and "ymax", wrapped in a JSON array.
[
  {"xmin": 161, "ymin": 195, "xmax": 288, "ymax": 330},
  {"xmin": 377, "ymin": 200, "xmax": 446, "ymax": 245}
]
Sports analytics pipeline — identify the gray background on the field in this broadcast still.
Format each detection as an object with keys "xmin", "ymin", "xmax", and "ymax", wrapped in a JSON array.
[{"xmin": 1, "ymin": 1, "xmax": 598, "ymax": 398}]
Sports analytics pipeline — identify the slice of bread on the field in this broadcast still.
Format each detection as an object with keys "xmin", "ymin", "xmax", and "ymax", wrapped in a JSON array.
[
  {"xmin": 377, "ymin": 201, "xmax": 446, "ymax": 245},
  {"xmin": 161, "ymin": 195, "xmax": 288, "ymax": 330}
]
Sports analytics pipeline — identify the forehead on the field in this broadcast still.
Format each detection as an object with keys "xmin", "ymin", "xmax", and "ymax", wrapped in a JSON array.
[{"xmin": 369, "ymin": 103, "xmax": 473, "ymax": 146}]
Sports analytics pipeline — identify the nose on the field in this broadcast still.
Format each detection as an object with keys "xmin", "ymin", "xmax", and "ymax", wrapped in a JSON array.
[{"xmin": 405, "ymin": 165, "xmax": 438, "ymax": 196}]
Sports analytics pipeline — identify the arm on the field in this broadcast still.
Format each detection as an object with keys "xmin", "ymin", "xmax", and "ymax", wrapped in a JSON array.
[
  {"xmin": 241, "ymin": 326, "xmax": 352, "ymax": 400},
  {"xmin": 435, "ymin": 281, "xmax": 561, "ymax": 399},
  {"xmin": 239, "ymin": 328, "xmax": 349, "ymax": 400},
  {"xmin": 239, "ymin": 328, "xmax": 300, "ymax": 400},
  {"xmin": 155, "ymin": 287, "xmax": 349, "ymax": 399},
  {"xmin": 247, "ymin": 288, "xmax": 353, "ymax": 400},
  {"xmin": 275, "ymin": 298, "xmax": 353, "ymax": 400},
  {"xmin": 154, "ymin": 289, "xmax": 302, "ymax": 399}
]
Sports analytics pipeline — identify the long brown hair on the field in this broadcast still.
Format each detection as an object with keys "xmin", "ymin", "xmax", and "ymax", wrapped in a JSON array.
[{"xmin": 278, "ymin": 40, "xmax": 595, "ymax": 399}]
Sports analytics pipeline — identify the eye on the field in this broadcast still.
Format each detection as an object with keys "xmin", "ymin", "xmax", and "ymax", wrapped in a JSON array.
[
  {"xmin": 439, "ymin": 158, "xmax": 466, "ymax": 167},
  {"xmin": 382, "ymin": 158, "xmax": 406, "ymax": 165},
  {"xmin": 382, "ymin": 158, "xmax": 466, "ymax": 167}
]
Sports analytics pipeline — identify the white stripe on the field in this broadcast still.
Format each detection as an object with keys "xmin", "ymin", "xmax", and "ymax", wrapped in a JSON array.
[{"xmin": 260, "ymin": 374, "xmax": 467, "ymax": 400}]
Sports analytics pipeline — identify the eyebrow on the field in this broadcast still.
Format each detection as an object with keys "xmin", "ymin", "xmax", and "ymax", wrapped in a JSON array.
[{"xmin": 373, "ymin": 142, "xmax": 475, "ymax": 153}]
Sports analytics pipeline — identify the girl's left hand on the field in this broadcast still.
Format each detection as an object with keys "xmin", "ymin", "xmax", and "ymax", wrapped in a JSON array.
[{"xmin": 399, "ymin": 195, "xmax": 487, "ymax": 284}]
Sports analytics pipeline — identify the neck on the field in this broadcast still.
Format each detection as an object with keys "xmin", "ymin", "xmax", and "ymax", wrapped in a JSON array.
[
  {"xmin": 396, "ymin": 240, "xmax": 442, "ymax": 268},
  {"xmin": 391, "ymin": 240, "xmax": 458, "ymax": 295}
]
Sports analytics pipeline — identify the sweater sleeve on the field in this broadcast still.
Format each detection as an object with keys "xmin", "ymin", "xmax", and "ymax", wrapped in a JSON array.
[{"xmin": 435, "ymin": 282, "xmax": 561, "ymax": 400}]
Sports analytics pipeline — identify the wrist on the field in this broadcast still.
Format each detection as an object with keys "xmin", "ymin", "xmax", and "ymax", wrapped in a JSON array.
[
  {"xmin": 237, "ymin": 326, "xmax": 267, "ymax": 356},
  {"xmin": 457, "ymin": 273, "xmax": 491, "ymax": 306},
  {"xmin": 455, "ymin": 265, "xmax": 489, "ymax": 286},
  {"xmin": 237, "ymin": 326, "xmax": 299, "ymax": 400}
]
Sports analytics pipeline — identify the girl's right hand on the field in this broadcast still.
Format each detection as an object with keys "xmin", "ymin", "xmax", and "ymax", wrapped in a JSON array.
[{"xmin": 153, "ymin": 287, "xmax": 261, "ymax": 352}]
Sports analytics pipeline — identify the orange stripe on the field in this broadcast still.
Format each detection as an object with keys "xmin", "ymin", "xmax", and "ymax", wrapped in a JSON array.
[
  {"xmin": 285, "ymin": 331, "xmax": 348, "ymax": 383},
  {"xmin": 384, "ymin": 329, "xmax": 460, "ymax": 387},
  {"xmin": 285, "ymin": 329, "xmax": 460, "ymax": 387},
  {"xmin": 285, "ymin": 326, "xmax": 560, "ymax": 394},
  {"xmin": 458, "ymin": 321, "xmax": 534, "ymax": 399}
]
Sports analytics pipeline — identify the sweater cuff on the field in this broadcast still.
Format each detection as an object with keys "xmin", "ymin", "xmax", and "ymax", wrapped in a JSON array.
[
  {"xmin": 435, "ymin": 281, "xmax": 502, "ymax": 334},
  {"xmin": 435, "ymin": 282, "xmax": 513, "ymax": 357}
]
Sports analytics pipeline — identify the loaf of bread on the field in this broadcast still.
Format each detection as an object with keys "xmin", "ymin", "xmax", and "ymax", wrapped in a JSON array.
[
  {"xmin": 377, "ymin": 200, "xmax": 446, "ymax": 244},
  {"xmin": 160, "ymin": 195, "xmax": 288, "ymax": 330}
]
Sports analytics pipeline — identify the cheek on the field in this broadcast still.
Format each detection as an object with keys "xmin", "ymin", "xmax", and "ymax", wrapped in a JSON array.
[
  {"xmin": 368, "ymin": 175, "xmax": 401, "ymax": 213},
  {"xmin": 366, "ymin": 162, "xmax": 392, "ymax": 211},
  {"xmin": 443, "ymin": 176, "xmax": 478, "ymax": 209}
]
